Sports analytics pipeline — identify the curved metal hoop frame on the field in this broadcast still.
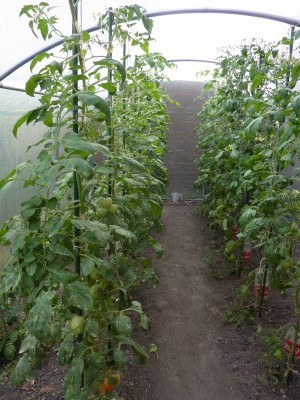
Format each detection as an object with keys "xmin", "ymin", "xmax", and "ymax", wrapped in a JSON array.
[{"xmin": 0, "ymin": 8, "xmax": 299, "ymax": 84}]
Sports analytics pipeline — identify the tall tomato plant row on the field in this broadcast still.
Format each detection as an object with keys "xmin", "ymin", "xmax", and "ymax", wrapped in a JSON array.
[
  {"xmin": 195, "ymin": 35, "xmax": 300, "ymax": 359},
  {"xmin": 0, "ymin": 3, "xmax": 172, "ymax": 399}
]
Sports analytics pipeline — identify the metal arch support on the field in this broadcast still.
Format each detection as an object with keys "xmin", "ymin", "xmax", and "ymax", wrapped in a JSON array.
[
  {"xmin": 147, "ymin": 8, "xmax": 300, "ymax": 26},
  {"xmin": 0, "ymin": 82, "xmax": 44, "ymax": 94},
  {"xmin": 0, "ymin": 7, "xmax": 299, "ymax": 83},
  {"xmin": 0, "ymin": 25, "xmax": 100, "ymax": 82},
  {"xmin": 168, "ymin": 59, "xmax": 220, "ymax": 65}
]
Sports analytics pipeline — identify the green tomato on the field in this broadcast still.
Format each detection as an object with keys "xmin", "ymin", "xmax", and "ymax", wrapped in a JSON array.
[
  {"xmin": 281, "ymin": 260, "xmax": 293, "ymax": 270},
  {"xmin": 98, "ymin": 197, "xmax": 112, "ymax": 209},
  {"xmin": 109, "ymin": 204, "xmax": 118, "ymax": 214},
  {"xmin": 70, "ymin": 315, "xmax": 85, "ymax": 334},
  {"xmin": 90, "ymin": 284, "xmax": 102, "ymax": 301},
  {"xmin": 90, "ymin": 267, "xmax": 101, "ymax": 282},
  {"xmin": 87, "ymin": 334, "xmax": 95, "ymax": 345},
  {"xmin": 97, "ymin": 207, "xmax": 108, "ymax": 218},
  {"xmin": 291, "ymin": 223, "xmax": 299, "ymax": 234}
]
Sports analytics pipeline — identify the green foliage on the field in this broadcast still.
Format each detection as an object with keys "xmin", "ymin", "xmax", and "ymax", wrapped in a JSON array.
[
  {"xmin": 225, "ymin": 282, "xmax": 255, "ymax": 328},
  {"xmin": 196, "ymin": 38, "xmax": 300, "ymax": 277},
  {"xmin": 196, "ymin": 36, "xmax": 300, "ymax": 369},
  {"xmin": 0, "ymin": 3, "xmax": 174, "ymax": 399},
  {"xmin": 114, "ymin": 314, "xmax": 132, "ymax": 337},
  {"xmin": 259, "ymin": 327, "xmax": 288, "ymax": 385}
]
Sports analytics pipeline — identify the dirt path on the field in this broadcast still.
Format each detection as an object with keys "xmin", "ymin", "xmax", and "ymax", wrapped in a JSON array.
[
  {"xmin": 145, "ymin": 203, "xmax": 244, "ymax": 400},
  {"xmin": 121, "ymin": 203, "xmax": 246, "ymax": 400}
]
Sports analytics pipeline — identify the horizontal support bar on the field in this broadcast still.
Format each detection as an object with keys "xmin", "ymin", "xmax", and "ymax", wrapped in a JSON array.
[{"xmin": 0, "ymin": 82, "xmax": 41, "ymax": 94}]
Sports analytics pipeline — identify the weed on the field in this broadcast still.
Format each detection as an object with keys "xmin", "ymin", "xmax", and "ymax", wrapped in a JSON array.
[
  {"xmin": 225, "ymin": 282, "xmax": 255, "ymax": 328},
  {"xmin": 258, "ymin": 326, "xmax": 289, "ymax": 386}
]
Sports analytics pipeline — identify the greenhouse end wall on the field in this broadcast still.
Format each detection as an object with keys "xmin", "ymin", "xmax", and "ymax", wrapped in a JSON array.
[{"xmin": 163, "ymin": 80, "xmax": 206, "ymax": 200}]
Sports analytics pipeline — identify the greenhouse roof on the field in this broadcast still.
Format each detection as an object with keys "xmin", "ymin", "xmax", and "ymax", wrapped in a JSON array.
[{"xmin": 1, "ymin": 0, "xmax": 300, "ymax": 87}]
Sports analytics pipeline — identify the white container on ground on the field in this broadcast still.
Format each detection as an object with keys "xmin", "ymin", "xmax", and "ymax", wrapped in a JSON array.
[{"xmin": 171, "ymin": 192, "xmax": 182, "ymax": 202}]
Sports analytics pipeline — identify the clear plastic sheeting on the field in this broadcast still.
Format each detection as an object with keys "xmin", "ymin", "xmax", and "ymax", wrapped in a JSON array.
[
  {"xmin": 151, "ymin": 13, "xmax": 293, "ymax": 80},
  {"xmin": 0, "ymin": 90, "xmax": 43, "ymax": 224}
]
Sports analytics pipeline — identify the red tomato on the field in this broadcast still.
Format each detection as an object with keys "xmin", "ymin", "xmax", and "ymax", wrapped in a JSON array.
[{"xmin": 97, "ymin": 373, "xmax": 121, "ymax": 394}]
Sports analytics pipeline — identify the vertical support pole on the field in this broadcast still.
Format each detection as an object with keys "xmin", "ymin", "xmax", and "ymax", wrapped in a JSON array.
[
  {"xmin": 288, "ymin": 274, "xmax": 300, "ymax": 376},
  {"xmin": 258, "ymin": 262, "xmax": 269, "ymax": 318},
  {"xmin": 133, "ymin": 55, "xmax": 138, "ymax": 114},
  {"xmin": 237, "ymin": 193, "xmax": 250, "ymax": 276},
  {"xmin": 286, "ymin": 25, "xmax": 295, "ymax": 86},
  {"xmin": 72, "ymin": 0, "xmax": 80, "ymax": 276},
  {"xmin": 245, "ymin": 192, "xmax": 250, "ymax": 205},
  {"xmin": 121, "ymin": 41, "xmax": 127, "ymax": 200},
  {"xmin": 119, "ymin": 41, "xmax": 127, "ymax": 311},
  {"xmin": 122, "ymin": 41, "xmax": 126, "ymax": 149},
  {"xmin": 276, "ymin": 26, "xmax": 294, "ymax": 176},
  {"xmin": 258, "ymin": 229, "xmax": 272, "ymax": 317},
  {"xmin": 107, "ymin": 8, "xmax": 114, "ymax": 366},
  {"xmin": 291, "ymin": 321, "xmax": 299, "ymax": 365},
  {"xmin": 107, "ymin": 8, "xmax": 114, "ymax": 197},
  {"xmin": 287, "ymin": 320, "xmax": 299, "ymax": 385}
]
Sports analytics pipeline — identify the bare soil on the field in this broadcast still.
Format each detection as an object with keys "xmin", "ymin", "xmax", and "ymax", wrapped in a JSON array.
[{"xmin": 1, "ymin": 202, "xmax": 300, "ymax": 399}]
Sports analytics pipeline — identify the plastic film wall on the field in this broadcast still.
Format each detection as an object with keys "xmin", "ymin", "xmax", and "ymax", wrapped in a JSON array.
[{"xmin": 0, "ymin": 90, "xmax": 43, "ymax": 225}]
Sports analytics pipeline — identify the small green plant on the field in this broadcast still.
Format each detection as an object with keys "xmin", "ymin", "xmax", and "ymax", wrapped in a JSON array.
[
  {"xmin": 225, "ymin": 282, "xmax": 255, "ymax": 328},
  {"xmin": 258, "ymin": 326, "xmax": 288, "ymax": 386}
]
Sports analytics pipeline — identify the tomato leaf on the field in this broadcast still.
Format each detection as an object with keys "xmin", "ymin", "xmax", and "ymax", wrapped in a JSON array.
[
  {"xmin": 62, "ymin": 133, "xmax": 111, "ymax": 156},
  {"xmin": 38, "ymin": 18, "xmax": 49, "ymax": 40},
  {"xmin": 78, "ymin": 92, "xmax": 111, "ymax": 123},
  {"xmin": 30, "ymin": 52, "xmax": 51, "ymax": 71},
  {"xmin": 25, "ymin": 74, "xmax": 44, "ymax": 96},
  {"xmin": 113, "ymin": 348, "xmax": 126, "ymax": 368},
  {"xmin": 142, "ymin": 15, "xmax": 153, "ymax": 35},
  {"xmin": 121, "ymin": 155, "xmax": 145, "ymax": 172},
  {"xmin": 93, "ymin": 59, "xmax": 126, "ymax": 84},
  {"xmin": 119, "ymin": 336, "xmax": 148, "ymax": 364},
  {"xmin": 63, "ymin": 281, "xmax": 93, "ymax": 311},
  {"xmin": 64, "ymin": 358, "xmax": 84, "ymax": 399},
  {"xmin": 11, "ymin": 354, "xmax": 32, "ymax": 386},
  {"xmin": 48, "ymin": 243, "xmax": 74, "ymax": 259},
  {"xmin": 291, "ymin": 64, "xmax": 300, "ymax": 88},
  {"xmin": 19, "ymin": 335, "xmax": 37, "ymax": 356},
  {"xmin": 57, "ymin": 332, "xmax": 74, "ymax": 365},
  {"xmin": 100, "ymin": 82, "xmax": 117, "ymax": 95},
  {"xmin": 114, "ymin": 314, "xmax": 132, "ymax": 336}
]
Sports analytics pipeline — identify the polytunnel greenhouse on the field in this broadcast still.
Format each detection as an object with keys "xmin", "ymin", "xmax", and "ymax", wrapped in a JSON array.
[{"xmin": 1, "ymin": 0, "xmax": 300, "ymax": 399}]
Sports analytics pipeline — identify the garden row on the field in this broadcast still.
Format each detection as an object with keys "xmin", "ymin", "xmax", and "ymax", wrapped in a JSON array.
[
  {"xmin": 0, "ymin": 3, "xmax": 172, "ymax": 399},
  {"xmin": 195, "ymin": 31, "xmax": 300, "ymax": 378}
]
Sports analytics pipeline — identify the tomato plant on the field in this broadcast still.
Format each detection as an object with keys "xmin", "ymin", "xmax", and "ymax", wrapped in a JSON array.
[
  {"xmin": 0, "ymin": 3, "xmax": 173, "ymax": 399},
  {"xmin": 195, "ymin": 31, "xmax": 300, "ymax": 369}
]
